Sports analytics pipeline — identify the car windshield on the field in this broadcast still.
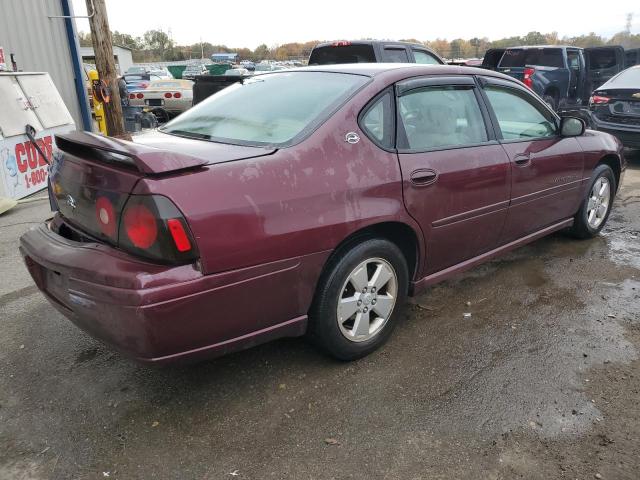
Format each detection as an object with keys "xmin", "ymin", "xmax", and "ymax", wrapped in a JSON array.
[
  {"xmin": 500, "ymin": 48, "xmax": 564, "ymax": 68},
  {"xmin": 605, "ymin": 67, "xmax": 640, "ymax": 88},
  {"xmin": 161, "ymin": 71, "xmax": 368, "ymax": 146}
]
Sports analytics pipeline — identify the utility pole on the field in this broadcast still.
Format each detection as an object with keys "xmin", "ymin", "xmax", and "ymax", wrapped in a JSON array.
[{"xmin": 86, "ymin": 0, "xmax": 125, "ymax": 137}]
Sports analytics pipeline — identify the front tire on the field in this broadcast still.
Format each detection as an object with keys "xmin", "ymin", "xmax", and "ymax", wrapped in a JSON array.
[
  {"xmin": 569, "ymin": 164, "xmax": 616, "ymax": 239},
  {"xmin": 308, "ymin": 238, "xmax": 409, "ymax": 361}
]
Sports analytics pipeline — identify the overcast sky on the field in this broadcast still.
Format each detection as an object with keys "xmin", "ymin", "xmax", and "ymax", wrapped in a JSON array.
[{"xmin": 71, "ymin": 0, "xmax": 639, "ymax": 49}]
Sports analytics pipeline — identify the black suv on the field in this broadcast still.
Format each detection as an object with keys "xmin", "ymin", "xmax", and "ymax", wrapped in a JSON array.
[{"xmin": 308, "ymin": 40, "xmax": 444, "ymax": 66}]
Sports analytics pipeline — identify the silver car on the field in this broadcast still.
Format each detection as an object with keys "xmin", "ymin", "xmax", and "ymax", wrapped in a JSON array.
[{"xmin": 128, "ymin": 79, "xmax": 194, "ymax": 115}]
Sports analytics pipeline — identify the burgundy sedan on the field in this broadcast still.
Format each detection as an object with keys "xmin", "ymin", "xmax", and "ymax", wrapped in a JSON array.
[{"xmin": 20, "ymin": 64, "xmax": 625, "ymax": 363}]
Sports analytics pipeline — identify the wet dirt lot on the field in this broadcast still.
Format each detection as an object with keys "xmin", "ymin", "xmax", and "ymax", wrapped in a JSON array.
[{"xmin": 1, "ymin": 153, "xmax": 639, "ymax": 480}]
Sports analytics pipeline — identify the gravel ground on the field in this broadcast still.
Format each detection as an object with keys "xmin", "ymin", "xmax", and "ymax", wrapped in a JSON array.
[{"xmin": 1, "ymin": 151, "xmax": 639, "ymax": 480}]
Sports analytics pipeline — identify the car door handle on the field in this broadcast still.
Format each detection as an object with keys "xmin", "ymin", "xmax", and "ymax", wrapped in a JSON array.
[
  {"xmin": 410, "ymin": 169, "xmax": 438, "ymax": 186},
  {"xmin": 514, "ymin": 153, "xmax": 532, "ymax": 166}
]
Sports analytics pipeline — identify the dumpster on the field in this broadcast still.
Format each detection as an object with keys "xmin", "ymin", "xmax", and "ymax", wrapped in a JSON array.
[{"xmin": 0, "ymin": 72, "xmax": 75, "ymax": 200}]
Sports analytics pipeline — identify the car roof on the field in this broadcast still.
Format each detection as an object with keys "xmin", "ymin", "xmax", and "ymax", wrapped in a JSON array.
[
  {"xmin": 505, "ymin": 45, "xmax": 573, "ymax": 50},
  {"xmin": 315, "ymin": 40, "xmax": 431, "ymax": 49},
  {"xmin": 284, "ymin": 63, "xmax": 519, "ymax": 82}
]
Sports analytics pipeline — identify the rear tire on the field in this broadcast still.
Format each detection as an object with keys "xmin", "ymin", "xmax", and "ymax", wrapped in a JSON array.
[
  {"xmin": 308, "ymin": 238, "xmax": 408, "ymax": 361},
  {"xmin": 569, "ymin": 164, "xmax": 616, "ymax": 239}
]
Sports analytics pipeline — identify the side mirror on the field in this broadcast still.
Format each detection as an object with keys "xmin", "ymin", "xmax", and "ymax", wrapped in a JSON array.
[{"xmin": 560, "ymin": 116, "xmax": 585, "ymax": 137}]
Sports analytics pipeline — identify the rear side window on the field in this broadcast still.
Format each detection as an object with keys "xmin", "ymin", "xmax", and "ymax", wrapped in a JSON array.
[
  {"xmin": 360, "ymin": 91, "xmax": 394, "ymax": 148},
  {"xmin": 484, "ymin": 86, "xmax": 556, "ymax": 140},
  {"xmin": 413, "ymin": 50, "xmax": 441, "ymax": 65},
  {"xmin": 398, "ymin": 86, "xmax": 488, "ymax": 150},
  {"xmin": 589, "ymin": 49, "xmax": 618, "ymax": 70},
  {"xmin": 500, "ymin": 48, "xmax": 563, "ymax": 68},
  {"xmin": 383, "ymin": 48, "xmax": 410, "ymax": 63},
  {"xmin": 308, "ymin": 45, "xmax": 376, "ymax": 65}
]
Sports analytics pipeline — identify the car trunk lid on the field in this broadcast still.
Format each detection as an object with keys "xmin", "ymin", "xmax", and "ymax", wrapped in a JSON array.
[
  {"xmin": 601, "ymin": 89, "xmax": 640, "ymax": 117},
  {"xmin": 51, "ymin": 131, "xmax": 275, "ymax": 245}
]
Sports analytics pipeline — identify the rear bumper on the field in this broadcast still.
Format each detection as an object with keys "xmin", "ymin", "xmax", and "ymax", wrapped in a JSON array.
[
  {"xmin": 20, "ymin": 223, "xmax": 327, "ymax": 363},
  {"xmin": 588, "ymin": 113, "xmax": 640, "ymax": 148}
]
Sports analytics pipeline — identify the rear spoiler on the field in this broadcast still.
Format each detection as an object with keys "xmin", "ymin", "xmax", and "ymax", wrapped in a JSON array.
[{"xmin": 55, "ymin": 131, "xmax": 208, "ymax": 175}]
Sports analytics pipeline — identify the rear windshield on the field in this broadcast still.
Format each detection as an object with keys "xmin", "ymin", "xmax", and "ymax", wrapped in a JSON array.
[
  {"xmin": 500, "ymin": 48, "xmax": 564, "ymax": 68},
  {"xmin": 308, "ymin": 45, "xmax": 376, "ymax": 65},
  {"xmin": 605, "ymin": 67, "xmax": 640, "ymax": 89},
  {"xmin": 161, "ymin": 72, "xmax": 368, "ymax": 146}
]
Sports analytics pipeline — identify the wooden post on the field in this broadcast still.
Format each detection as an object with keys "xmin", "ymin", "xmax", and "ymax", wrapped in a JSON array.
[{"xmin": 86, "ymin": 0, "xmax": 125, "ymax": 137}]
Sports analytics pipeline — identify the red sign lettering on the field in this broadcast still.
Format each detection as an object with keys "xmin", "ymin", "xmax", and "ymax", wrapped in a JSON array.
[{"xmin": 15, "ymin": 143, "xmax": 28, "ymax": 173}]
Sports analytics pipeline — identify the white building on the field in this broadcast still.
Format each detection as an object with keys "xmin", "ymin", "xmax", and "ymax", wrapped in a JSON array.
[
  {"xmin": 80, "ymin": 45, "xmax": 134, "ymax": 76},
  {"xmin": 0, "ymin": 0, "xmax": 91, "ymax": 130}
]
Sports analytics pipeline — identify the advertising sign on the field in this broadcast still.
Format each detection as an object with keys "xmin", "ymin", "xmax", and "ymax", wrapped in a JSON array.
[{"xmin": 1, "ymin": 125, "xmax": 74, "ymax": 200}]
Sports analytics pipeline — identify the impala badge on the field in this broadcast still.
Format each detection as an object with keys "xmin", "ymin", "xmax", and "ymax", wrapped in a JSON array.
[
  {"xmin": 66, "ymin": 194, "xmax": 77, "ymax": 210},
  {"xmin": 345, "ymin": 132, "xmax": 360, "ymax": 144}
]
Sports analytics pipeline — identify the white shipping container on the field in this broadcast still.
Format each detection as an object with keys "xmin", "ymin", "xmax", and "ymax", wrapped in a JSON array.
[{"xmin": 0, "ymin": 72, "xmax": 75, "ymax": 200}]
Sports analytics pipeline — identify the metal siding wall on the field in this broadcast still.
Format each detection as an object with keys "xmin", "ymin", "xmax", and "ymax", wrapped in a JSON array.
[{"xmin": 0, "ymin": 0, "xmax": 83, "ymax": 128}]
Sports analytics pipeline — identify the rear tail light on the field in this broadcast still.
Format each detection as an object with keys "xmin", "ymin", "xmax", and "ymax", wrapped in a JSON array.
[
  {"xmin": 136, "ymin": 93, "xmax": 144, "ymax": 99},
  {"xmin": 123, "ymin": 203, "xmax": 158, "ymax": 249},
  {"xmin": 523, "ymin": 67, "xmax": 535, "ymax": 89},
  {"xmin": 164, "ymin": 92, "xmax": 173, "ymax": 98},
  {"xmin": 173, "ymin": 92, "xmax": 182, "ymax": 99},
  {"xmin": 167, "ymin": 219, "xmax": 191, "ymax": 252},
  {"xmin": 119, "ymin": 195, "xmax": 198, "ymax": 264},
  {"xmin": 129, "ymin": 93, "xmax": 135, "ymax": 99},
  {"xmin": 95, "ymin": 196, "xmax": 117, "ymax": 238},
  {"xmin": 589, "ymin": 95, "xmax": 610, "ymax": 105}
]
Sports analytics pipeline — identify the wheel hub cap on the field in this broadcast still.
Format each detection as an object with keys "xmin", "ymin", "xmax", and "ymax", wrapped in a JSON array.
[
  {"xmin": 587, "ymin": 177, "xmax": 611, "ymax": 229},
  {"xmin": 337, "ymin": 258, "xmax": 398, "ymax": 343}
]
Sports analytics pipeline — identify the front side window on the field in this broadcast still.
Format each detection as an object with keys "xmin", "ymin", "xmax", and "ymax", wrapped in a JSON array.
[
  {"xmin": 384, "ymin": 48, "xmax": 410, "ymax": 63},
  {"xmin": 162, "ymin": 72, "xmax": 368, "ymax": 146},
  {"xmin": 413, "ymin": 50, "xmax": 440, "ymax": 65},
  {"xmin": 398, "ymin": 86, "xmax": 488, "ymax": 150},
  {"xmin": 484, "ymin": 86, "xmax": 556, "ymax": 140},
  {"xmin": 360, "ymin": 91, "xmax": 394, "ymax": 148}
]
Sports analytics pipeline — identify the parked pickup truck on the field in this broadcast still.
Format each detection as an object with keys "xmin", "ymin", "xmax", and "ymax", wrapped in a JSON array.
[
  {"xmin": 482, "ymin": 45, "xmax": 626, "ymax": 111},
  {"xmin": 308, "ymin": 40, "xmax": 444, "ymax": 66}
]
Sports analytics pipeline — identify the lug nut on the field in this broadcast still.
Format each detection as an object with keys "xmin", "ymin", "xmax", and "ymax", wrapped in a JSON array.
[
  {"xmin": 372, "ymin": 299, "xmax": 376, "ymax": 305},
  {"xmin": 363, "ymin": 307, "xmax": 368, "ymax": 313},
  {"xmin": 371, "ymin": 287, "xmax": 376, "ymax": 292},
  {"xmin": 362, "ymin": 287, "xmax": 367, "ymax": 293},
  {"xmin": 357, "ymin": 300, "xmax": 362, "ymax": 306}
]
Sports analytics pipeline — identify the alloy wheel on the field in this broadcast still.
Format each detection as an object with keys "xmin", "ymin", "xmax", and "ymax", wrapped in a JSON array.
[
  {"xmin": 587, "ymin": 176, "xmax": 611, "ymax": 229},
  {"xmin": 336, "ymin": 258, "xmax": 398, "ymax": 342}
]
